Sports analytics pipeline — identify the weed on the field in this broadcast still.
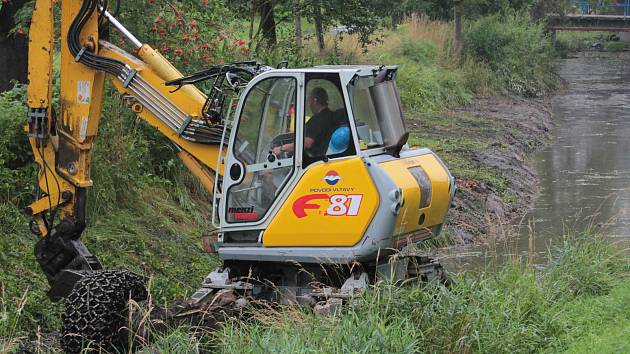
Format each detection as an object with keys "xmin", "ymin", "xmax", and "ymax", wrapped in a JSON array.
[
  {"xmin": 603, "ymin": 41, "xmax": 628, "ymax": 52},
  {"xmin": 207, "ymin": 231, "xmax": 630, "ymax": 354},
  {"xmin": 0, "ymin": 284, "xmax": 29, "ymax": 353}
]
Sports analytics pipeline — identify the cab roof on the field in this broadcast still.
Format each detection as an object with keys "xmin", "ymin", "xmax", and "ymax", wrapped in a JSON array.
[{"xmin": 268, "ymin": 65, "xmax": 398, "ymax": 77}]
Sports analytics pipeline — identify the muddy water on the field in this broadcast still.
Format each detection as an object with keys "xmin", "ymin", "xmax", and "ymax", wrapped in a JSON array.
[
  {"xmin": 443, "ymin": 53, "xmax": 630, "ymax": 269},
  {"xmin": 518, "ymin": 53, "xmax": 630, "ymax": 247}
]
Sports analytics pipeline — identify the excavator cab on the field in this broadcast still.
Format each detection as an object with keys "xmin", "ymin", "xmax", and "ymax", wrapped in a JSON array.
[{"xmin": 213, "ymin": 66, "xmax": 455, "ymax": 267}]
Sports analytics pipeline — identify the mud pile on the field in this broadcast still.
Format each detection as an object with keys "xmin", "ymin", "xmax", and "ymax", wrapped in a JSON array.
[{"xmin": 409, "ymin": 96, "xmax": 553, "ymax": 244}]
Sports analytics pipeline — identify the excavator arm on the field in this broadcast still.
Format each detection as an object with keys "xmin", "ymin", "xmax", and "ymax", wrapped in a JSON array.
[{"xmin": 25, "ymin": 0, "xmax": 227, "ymax": 299}]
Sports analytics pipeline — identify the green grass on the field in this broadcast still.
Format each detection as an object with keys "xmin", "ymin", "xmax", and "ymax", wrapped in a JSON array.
[
  {"xmin": 603, "ymin": 41, "xmax": 629, "ymax": 52},
  {"xmin": 551, "ymin": 279, "xmax": 630, "ymax": 354},
  {"xmin": 205, "ymin": 232, "xmax": 630, "ymax": 354},
  {"xmin": 556, "ymin": 31, "xmax": 608, "ymax": 53}
]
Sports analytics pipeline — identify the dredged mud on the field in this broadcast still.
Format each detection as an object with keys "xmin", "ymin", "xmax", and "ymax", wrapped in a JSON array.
[{"xmin": 408, "ymin": 96, "xmax": 553, "ymax": 244}]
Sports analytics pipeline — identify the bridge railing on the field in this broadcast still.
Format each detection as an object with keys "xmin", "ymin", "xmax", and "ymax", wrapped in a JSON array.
[{"xmin": 574, "ymin": 0, "xmax": 630, "ymax": 16}]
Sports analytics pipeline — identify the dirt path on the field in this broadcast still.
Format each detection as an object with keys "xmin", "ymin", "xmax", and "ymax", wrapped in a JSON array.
[{"xmin": 408, "ymin": 96, "xmax": 553, "ymax": 244}]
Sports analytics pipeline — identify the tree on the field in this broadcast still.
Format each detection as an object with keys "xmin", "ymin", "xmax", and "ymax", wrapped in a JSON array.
[
  {"xmin": 313, "ymin": 0, "xmax": 325, "ymax": 52},
  {"xmin": 333, "ymin": 0, "xmax": 381, "ymax": 48},
  {"xmin": 0, "ymin": 0, "xmax": 29, "ymax": 92},
  {"xmin": 303, "ymin": 0, "xmax": 384, "ymax": 52},
  {"xmin": 530, "ymin": 0, "xmax": 572, "ymax": 19},
  {"xmin": 293, "ymin": 0, "xmax": 302, "ymax": 54},
  {"xmin": 259, "ymin": 0, "xmax": 277, "ymax": 49}
]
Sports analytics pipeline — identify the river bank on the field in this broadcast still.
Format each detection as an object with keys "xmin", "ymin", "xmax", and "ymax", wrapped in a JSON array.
[{"xmin": 409, "ymin": 96, "xmax": 553, "ymax": 244}]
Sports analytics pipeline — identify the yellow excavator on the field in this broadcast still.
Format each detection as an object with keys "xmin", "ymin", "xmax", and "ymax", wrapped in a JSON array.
[{"xmin": 25, "ymin": 0, "xmax": 455, "ymax": 351}]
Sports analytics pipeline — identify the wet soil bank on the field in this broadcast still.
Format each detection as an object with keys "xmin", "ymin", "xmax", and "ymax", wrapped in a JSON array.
[{"xmin": 408, "ymin": 96, "xmax": 553, "ymax": 244}]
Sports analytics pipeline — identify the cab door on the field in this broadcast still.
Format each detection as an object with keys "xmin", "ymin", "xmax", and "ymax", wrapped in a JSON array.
[{"xmin": 221, "ymin": 73, "xmax": 302, "ymax": 226}]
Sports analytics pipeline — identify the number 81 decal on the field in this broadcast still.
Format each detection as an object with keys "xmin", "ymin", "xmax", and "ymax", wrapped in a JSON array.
[{"xmin": 292, "ymin": 194, "xmax": 364, "ymax": 218}]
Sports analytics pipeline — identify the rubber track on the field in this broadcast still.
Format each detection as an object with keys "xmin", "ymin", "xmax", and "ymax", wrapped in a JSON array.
[{"xmin": 61, "ymin": 270, "xmax": 147, "ymax": 353}]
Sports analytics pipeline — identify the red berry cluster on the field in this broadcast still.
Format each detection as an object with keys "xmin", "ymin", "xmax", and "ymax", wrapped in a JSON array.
[{"xmin": 143, "ymin": 0, "xmax": 250, "ymax": 67}]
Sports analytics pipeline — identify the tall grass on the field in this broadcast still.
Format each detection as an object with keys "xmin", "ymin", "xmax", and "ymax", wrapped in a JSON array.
[
  {"xmin": 407, "ymin": 14, "xmax": 456, "ymax": 61},
  {"xmin": 0, "ymin": 285, "xmax": 29, "ymax": 353},
  {"xmin": 208, "ymin": 231, "xmax": 630, "ymax": 353}
]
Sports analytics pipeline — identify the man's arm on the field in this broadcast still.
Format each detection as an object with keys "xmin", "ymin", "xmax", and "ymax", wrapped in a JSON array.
[
  {"xmin": 272, "ymin": 137, "xmax": 313, "ymax": 155},
  {"xmin": 272, "ymin": 116, "xmax": 320, "ymax": 155}
]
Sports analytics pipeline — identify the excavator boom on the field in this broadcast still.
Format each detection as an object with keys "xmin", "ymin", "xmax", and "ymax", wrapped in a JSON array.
[{"xmin": 26, "ymin": 0, "xmax": 226, "ymax": 296}]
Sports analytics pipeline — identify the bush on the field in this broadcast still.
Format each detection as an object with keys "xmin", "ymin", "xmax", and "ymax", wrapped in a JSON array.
[
  {"xmin": 0, "ymin": 83, "xmax": 36, "ymax": 207},
  {"xmin": 399, "ymin": 38, "xmax": 438, "ymax": 65},
  {"xmin": 395, "ymin": 63, "xmax": 472, "ymax": 112},
  {"xmin": 463, "ymin": 13, "xmax": 557, "ymax": 97}
]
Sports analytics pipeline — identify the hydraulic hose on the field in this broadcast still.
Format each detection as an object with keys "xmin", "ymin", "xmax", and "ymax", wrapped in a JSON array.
[
  {"xmin": 67, "ymin": 0, "xmax": 226, "ymax": 145},
  {"xmin": 68, "ymin": 0, "xmax": 128, "ymax": 78}
]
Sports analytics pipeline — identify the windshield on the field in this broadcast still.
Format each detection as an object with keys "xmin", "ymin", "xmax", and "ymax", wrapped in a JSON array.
[{"xmin": 348, "ymin": 76, "xmax": 408, "ymax": 151}]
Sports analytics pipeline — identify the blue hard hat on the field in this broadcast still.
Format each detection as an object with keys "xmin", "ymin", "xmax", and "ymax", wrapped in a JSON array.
[{"xmin": 329, "ymin": 126, "xmax": 350, "ymax": 154}]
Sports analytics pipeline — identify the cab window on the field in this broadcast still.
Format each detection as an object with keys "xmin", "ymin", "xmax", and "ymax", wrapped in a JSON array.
[
  {"xmin": 226, "ymin": 77, "xmax": 296, "ymax": 223},
  {"xmin": 303, "ymin": 74, "xmax": 355, "ymax": 168}
]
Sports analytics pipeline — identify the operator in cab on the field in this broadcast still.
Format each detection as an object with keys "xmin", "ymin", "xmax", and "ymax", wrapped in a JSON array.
[{"xmin": 272, "ymin": 87, "xmax": 344, "ymax": 158}]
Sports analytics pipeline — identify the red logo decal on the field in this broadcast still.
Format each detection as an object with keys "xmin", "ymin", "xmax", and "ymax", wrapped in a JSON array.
[
  {"xmin": 292, "ymin": 194, "xmax": 328, "ymax": 218},
  {"xmin": 292, "ymin": 194, "xmax": 363, "ymax": 218},
  {"xmin": 231, "ymin": 212, "xmax": 259, "ymax": 221}
]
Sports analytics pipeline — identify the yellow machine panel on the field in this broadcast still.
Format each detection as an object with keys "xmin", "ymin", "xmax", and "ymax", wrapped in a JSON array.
[
  {"xmin": 380, "ymin": 153, "xmax": 452, "ymax": 237},
  {"xmin": 57, "ymin": 0, "xmax": 106, "ymax": 187},
  {"xmin": 27, "ymin": 0, "xmax": 53, "ymax": 109},
  {"xmin": 263, "ymin": 158, "xmax": 379, "ymax": 247}
]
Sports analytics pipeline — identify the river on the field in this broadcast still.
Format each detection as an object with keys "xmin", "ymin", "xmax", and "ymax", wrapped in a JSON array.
[{"xmin": 442, "ymin": 52, "xmax": 630, "ymax": 269}]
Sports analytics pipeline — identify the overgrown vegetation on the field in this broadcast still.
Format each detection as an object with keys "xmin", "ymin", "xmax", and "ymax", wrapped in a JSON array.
[
  {"xmin": 0, "ymin": 82, "xmax": 218, "ymax": 339},
  {"xmin": 554, "ymin": 32, "xmax": 630, "ymax": 56},
  {"xmin": 463, "ymin": 14, "xmax": 556, "ymax": 97},
  {"xmin": 556, "ymin": 32, "xmax": 607, "ymax": 53},
  {"xmin": 140, "ymin": 232, "xmax": 630, "ymax": 353}
]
